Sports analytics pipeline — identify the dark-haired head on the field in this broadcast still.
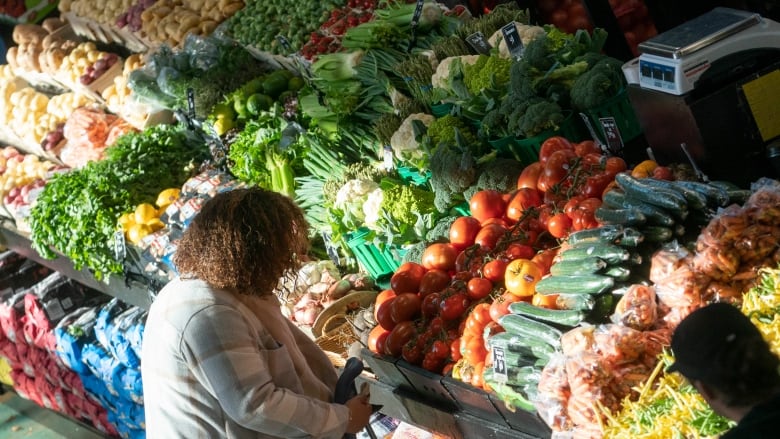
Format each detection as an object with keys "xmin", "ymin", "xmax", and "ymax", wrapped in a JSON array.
[{"xmin": 173, "ymin": 187, "xmax": 309, "ymax": 296}]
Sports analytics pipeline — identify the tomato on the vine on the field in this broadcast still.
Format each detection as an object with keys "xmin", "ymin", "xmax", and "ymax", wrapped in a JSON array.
[
  {"xmin": 505, "ymin": 259, "xmax": 543, "ymax": 297},
  {"xmin": 396, "ymin": 262, "xmax": 426, "ymax": 278},
  {"xmin": 374, "ymin": 289, "xmax": 396, "ymax": 319},
  {"xmin": 430, "ymin": 339, "xmax": 450, "ymax": 360},
  {"xmin": 582, "ymin": 173, "xmax": 614, "ymax": 199},
  {"xmin": 422, "ymin": 243, "xmax": 458, "ymax": 271},
  {"xmin": 375, "ymin": 297, "xmax": 397, "ymax": 330},
  {"xmin": 455, "ymin": 245, "xmax": 489, "ymax": 273},
  {"xmin": 401, "ymin": 340, "xmax": 423, "ymax": 365},
  {"xmin": 469, "ymin": 190, "xmax": 507, "ymax": 223},
  {"xmin": 450, "ymin": 338, "xmax": 462, "ymax": 362},
  {"xmin": 538, "ymin": 136, "xmax": 574, "ymax": 164},
  {"xmin": 421, "ymin": 292, "xmax": 441, "ymax": 319},
  {"xmin": 390, "ymin": 293, "xmax": 421, "ymax": 323},
  {"xmin": 574, "ymin": 140, "xmax": 601, "ymax": 157},
  {"xmin": 566, "ymin": 197, "xmax": 602, "ymax": 231},
  {"xmin": 506, "ymin": 188, "xmax": 543, "ymax": 221},
  {"xmin": 504, "ymin": 243, "xmax": 535, "ymax": 260},
  {"xmin": 439, "ymin": 292, "xmax": 470, "ymax": 321},
  {"xmin": 422, "ymin": 351, "xmax": 445, "ymax": 373},
  {"xmin": 547, "ymin": 212, "xmax": 573, "ymax": 239},
  {"xmin": 538, "ymin": 149, "xmax": 578, "ymax": 192},
  {"xmin": 384, "ymin": 320, "xmax": 417, "ymax": 357},
  {"xmin": 390, "ymin": 270, "xmax": 422, "ymax": 294},
  {"xmin": 466, "ymin": 277, "xmax": 493, "ymax": 300},
  {"xmin": 449, "ymin": 216, "xmax": 482, "ymax": 251},
  {"xmin": 482, "ymin": 258, "xmax": 508, "ymax": 283},
  {"xmin": 474, "ymin": 223, "xmax": 508, "ymax": 251},
  {"xmin": 517, "ymin": 161, "xmax": 543, "ymax": 190},
  {"xmin": 419, "ymin": 269, "xmax": 451, "ymax": 298},
  {"xmin": 605, "ymin": 156, "xmax": 628, "ymax": 176}
]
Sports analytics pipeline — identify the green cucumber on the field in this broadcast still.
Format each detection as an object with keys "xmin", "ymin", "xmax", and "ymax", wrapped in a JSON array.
[
  {"xmin": 615, "ymin": 173, "xmax": 688, "ymax": 218},
  {"xmin": 588, "ymin": 293, "xmax": 617, "ymax": 323},
  {"xmin": 508, "ymin": 301, "xmax": 586, "ymax": 326},
  {"xmin": 567, "ymin": 225, "xmax": 625, "ymax": 246},
  {"xmin": 615, "ymin": 227, "xmax": 644, "ymax": 247},
  {"xmin": 555, "ymin": 293, "xmax": 596, "ymax": 311},
  {"xmin": 641, "ymin": 225, "xmax": 673, "ymax": 242},
  {"xmin": 674, "ymin": 180, "xmax": 730, "ymax": 207},
  {"xmin": 602, "ymin": 189, "xmax": 626, "ymax": 209},
  {"xmin": 535, "ymin": 274, "xmax": 615, "ymax": 295},
  {"xmin": 647, "ymin": 179, "xmax": 708, "ymax": 210},
  {"xmin": 621, "ymin": 196, "xmax": 676, "ymax": 226},
  {"xmin": 561, "ymin": 242, "xmax": 631, "ymax": 264},
  {"xmin": 549, "ymin": 258, "xmax": 607, "ymax": 276},
  {"xmin": 498, "ymin": 313, "xmax": 562, "ymax": 349},
  {"xmin": 603, "ymin": 265, "xmax": 631, "ymax": 281},
  {"xmin": 727, "ymin": 189, "xmax": 751, "ymax": 205},
  {"xmin": 595, "ymin": 207, "xmax": 647, "ymax": 226}
]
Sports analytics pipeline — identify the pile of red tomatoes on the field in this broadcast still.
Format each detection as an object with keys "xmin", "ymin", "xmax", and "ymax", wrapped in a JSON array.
[{"xmin": 368, "ymin": 136, "xmax": 627, "ymax": 386}]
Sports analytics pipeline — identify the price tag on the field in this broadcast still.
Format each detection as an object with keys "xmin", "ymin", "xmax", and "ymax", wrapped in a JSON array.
[
  {"xmin": 411, "ymin": 0, "xmax": 424, "ymax": 27},
  {"xmin": 599, "ymin": 116, "xmax": 624, "ymax": 156},
  {"xmin": 501, "ymin": 22, "xmax": 524, "ymax": 60},
  {"xmin": 579, "ymin": 112, "xmax": 607, "ymax": 153},
  {"xmin": 186, "ymin": 87, "xmax": 196, "ymax": 120},
  {"xmin": 406, "ymin": 0, "xmax": 425, "ymax": 52},
  {"xmin": 383, "ymin": 145, "xmax": 395, "ymax": 171},
  {"xmin": 276, "ymin": 35, "xmax": 293, "ymax": 54},
  {"xmin": 466, "ymin": 31, "xmax": 492, "ymax": 55},
  {"xmin": 113, "ymin": 230, "xmax": 127, "ymax": 261},
  {"xmin": 492, "ymin": 345, "xmax": 508, "ymax": 384}
]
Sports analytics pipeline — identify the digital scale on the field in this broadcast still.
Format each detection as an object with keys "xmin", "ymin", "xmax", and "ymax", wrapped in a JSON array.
[
  {"xmin": 628, "ymin": 7, "xmax": 780, "ymax": 95},
  {"xmin": 622, "ymin": 7, "xmax": 780, "ymax": 187}
]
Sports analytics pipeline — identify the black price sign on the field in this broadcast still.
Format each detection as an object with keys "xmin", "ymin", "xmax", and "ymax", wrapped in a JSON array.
[
  {"xmin": 276, "ymin": 35, "xmax": 293, "ymax": 54},
  {"xmin": 411, "ymin": 0, "xmax": 424, "ymax": 27},
  {"xmin": 186, "ymin": 87, "xmax": 196, "ymax": 121},
  {"xmin": 501, "ymin": 22, "xmax": 524, "ymax": 59},
  {"xmin": 599, "ymin": 116, "xmax": 625, "ymax": 156},
  {"xmin": 113, "ymin": 230, "xmax": 127, "ymax": 261},
  {"xmin": 492, "ymin": 345, "xmax": 508, "ymax": 384},
  {"xmin": 466, "ymin": 31, "xmax": 492, "ymax": 55}
]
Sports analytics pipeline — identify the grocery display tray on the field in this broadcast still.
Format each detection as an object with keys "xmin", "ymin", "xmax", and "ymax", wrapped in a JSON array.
[
  {"xmin": 361, "ymin": 349, "xmax": 413, "ymax": 391},
  {"xmin": 395, "ymin": 360, "xmax": 458, "ymax": 410},
  {"xmin": 442, "ymin": 376, "xmax": 508, "ymax": 427}
]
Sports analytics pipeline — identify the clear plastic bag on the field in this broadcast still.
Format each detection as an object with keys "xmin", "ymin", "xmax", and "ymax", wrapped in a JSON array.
[{"xmin": 182, "ymin": 33, "xmax": 220, "ymax": 71}]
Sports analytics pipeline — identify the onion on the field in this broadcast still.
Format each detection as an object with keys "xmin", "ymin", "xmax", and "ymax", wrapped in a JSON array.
[{"xmin": 293, "ymin": 293, "xmax": 323, "ymax": 325}]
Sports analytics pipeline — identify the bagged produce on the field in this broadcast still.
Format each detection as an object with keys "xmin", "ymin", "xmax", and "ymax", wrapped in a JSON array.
[
  {"xmin": 94, "ymin": 298, "xmax": 129, "ymax": 354},
  {"xmin": 82, "ymin": 342, "xmax": 123, "ymax": 397},
  {"xmin": 54, "ymin": 305, "xmax": 101, "ymax": 374},
  {"xmin": 105, "ymin": 306, "xmax": 145, "ymax": 369}
]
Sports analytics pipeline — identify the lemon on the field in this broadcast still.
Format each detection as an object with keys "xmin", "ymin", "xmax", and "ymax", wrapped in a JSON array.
[
  {"xmin": 134, "ymin": 203, "xmax": 159, "ymax": 225},
  {"xmin": 155, "ymin": 188, "xmax": 181, "ymax": 209},
  {"xmin": 118, "ymin": 212, "xmax": 135, "ymax": 230},
  {"xmin": 213, "ymin": 117, "xmax": 235, "ymax": 136},
  {"xmin": 147, "ymin": 218, "xmax": 165, "ymax": 232},
  {"xmin": 126, "ymin": 223, "xmax": 152, "ymax": 245}
]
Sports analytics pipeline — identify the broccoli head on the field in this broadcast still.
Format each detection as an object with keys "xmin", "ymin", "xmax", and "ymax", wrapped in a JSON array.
[
  {"xmin": 425, "ymin": 215, "xmax": 458, "ymax": 242},
  {"xmin": 570, "ymin": 56, "xmax": 627, "ymax": 110},
  {"xmin": 521, "ymin": 34, "xmax": 555, "ymax": 72},
  {"xmin": 429, "ymin": 143, "xmax": 478, "ymax": 213},
  {"xmin": 517, "ymin": 100, "xmax": 565, "ymax": 138},
  {"xmin": 401, "ymin": 241, "xmax": 428, "ymax": 265},
  {"xmin": 464, "ymin": 157, "xmax": 524, "ymax": 201},
  {"xmin": 479, "ymin": 109, "xmax": 510, "ymax": 140}
]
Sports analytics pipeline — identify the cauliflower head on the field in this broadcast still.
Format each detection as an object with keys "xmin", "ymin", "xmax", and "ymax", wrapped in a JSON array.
[{"xmin": 390, "ymin": 113, "xmax": 436, "ymax": 164}]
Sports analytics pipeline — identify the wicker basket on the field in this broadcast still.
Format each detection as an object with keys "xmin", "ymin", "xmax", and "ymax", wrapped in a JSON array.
[{"xmin": 315, "ymin": 319, "xmax": 356, "ymax": 367}]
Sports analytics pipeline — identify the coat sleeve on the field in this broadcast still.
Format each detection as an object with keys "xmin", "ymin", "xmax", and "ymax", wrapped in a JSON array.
[{"xmin": 179, "ymin": 304, "xmax": 350, "ymax": 438}]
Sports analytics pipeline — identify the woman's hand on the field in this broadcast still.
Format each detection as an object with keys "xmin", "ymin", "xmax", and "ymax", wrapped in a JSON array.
[{"xmin": 345, "ymin": 395, "xmax": 371, "ymax": 433}]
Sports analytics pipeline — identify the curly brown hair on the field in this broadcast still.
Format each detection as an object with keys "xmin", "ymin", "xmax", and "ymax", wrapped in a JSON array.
[{"xmin": 173, "ymin": 187, "xmax": 309, "ymax": 295}]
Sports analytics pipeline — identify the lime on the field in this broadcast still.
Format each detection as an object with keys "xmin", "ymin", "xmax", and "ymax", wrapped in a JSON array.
[
  {"xmin": 288, "ymin": 76, "xmax": 305, "ymax": 92},
  {"xmin": 246, "ymin": 93, "xmax": 273, "ymax": 115}
]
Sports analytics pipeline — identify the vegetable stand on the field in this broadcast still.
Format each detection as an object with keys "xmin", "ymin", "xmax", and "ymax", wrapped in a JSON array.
[{"xmin": 1, "ymin": 2, "xmax": 780, "ymax": 439}]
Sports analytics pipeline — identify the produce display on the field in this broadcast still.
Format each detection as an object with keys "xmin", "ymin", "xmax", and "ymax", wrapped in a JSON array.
[{"xmin": 0, "ymin": 3, "xmax": 777, "ymax": 439}]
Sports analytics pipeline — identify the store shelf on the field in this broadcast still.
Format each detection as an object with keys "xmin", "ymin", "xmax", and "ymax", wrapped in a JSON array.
[{"xmin": 0, "ymin": 225, "xmax": 155, "ymax": 310}]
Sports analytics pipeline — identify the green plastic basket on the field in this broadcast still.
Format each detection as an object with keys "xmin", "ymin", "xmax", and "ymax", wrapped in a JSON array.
[
  {"xmin": 346, "ymin": 228, "xmax": 406, "ymax": 286},
  {"xmin": 489, "ymin": 113, "xmax": 588, "ymax": 165},
  {"xmin": 398, "ymin": 167, "xmax": 431, "ymax": 186},
  {"xmin": 431, "ymin": 102, "xmax": 454, "ymax": 118},
  {"xmin": 585, "ymin": 88, "xmax": 643, "ymax": 143}
]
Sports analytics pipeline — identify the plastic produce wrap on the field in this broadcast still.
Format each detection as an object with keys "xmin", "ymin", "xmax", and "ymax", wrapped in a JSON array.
[
  {"xmin": 0, "ymin": 337, "xmax": 21, "ymax": 366},
  {"xmin": 611, "ymin": 284, "xmax": 657, "ymax": 331},
  {"xmin": 650, "ymin": 244, "xmax": 710, "ymax": 311},
  {"xmin": 535, "ymin": 352, "xmax": 571, "ymax": 432},
  {"xmin": 123, "ymin": 309, "xmax": 146, "ymax": 366},
  {"xmin": 112, "ymin": 365, "xmax": 143, "ymax": 405},
  {"xmin": 138, "ymin": 228, "xmax": 182, "ymax": 278},
  {"xmin": 0, "ymin": 290, "xmax": 28, "ymax": 343}
]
